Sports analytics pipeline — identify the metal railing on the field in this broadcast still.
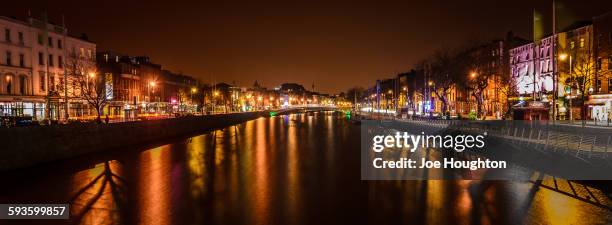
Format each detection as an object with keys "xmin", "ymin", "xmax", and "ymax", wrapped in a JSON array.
[{"xmin": 392, "ymin": 118, "xmax": 611, "ymax": 160}]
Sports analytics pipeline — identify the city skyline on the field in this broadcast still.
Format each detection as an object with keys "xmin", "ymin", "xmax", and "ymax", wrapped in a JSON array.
[
  {"xmin": 0, "ymin": 2, "xmax": 611, "ymax": 224},
  {"xmin": 2, "ymin": 1, "xmax": 611, "ymax": 94}
]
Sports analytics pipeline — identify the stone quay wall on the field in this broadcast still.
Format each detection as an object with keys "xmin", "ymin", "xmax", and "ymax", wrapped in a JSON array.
[{"xmin": 0, "ymin": 111, "xmax": 268, "ymax": 171}]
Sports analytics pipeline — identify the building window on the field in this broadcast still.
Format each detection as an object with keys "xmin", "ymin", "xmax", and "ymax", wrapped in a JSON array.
[
  {"xmin": 597, "ymin": 79, "xmax": 602, "ymax": 92},
  {"xmin": 570, "ymin": 41, "xmax": 575, "ymax": 49},
  {"xmin": 19, "ymin": 54, "xmax": 24, "ymax": 67},
  {"xmin": 19, "ymin": 76, "xmax": 25, "ymax": 95},
  {"xmin": 5, "ymin": 51, "xmax": 11, "ymax": 66},
  {"xmin": 609, "ymin": 55, "xmax": 612, "ymax": 71},
  {"xmin": 57, "ymin": 39, "xmax": 62, "ymax": 49},
  {"xmin": 37, "ymin": 34, "xmax": 43, "ymax": 45},
  {"xmin": 18, "ymin": 32, "xmax": 23, "ymax": 44},
  {"xmin": 49, "ymin": 74, "xmax": 55, "ymax": 91},
  {"xmin": 597, "ymin": 58, "xmax": 602, "ymax": 71},
  {"xmin": 48, "ymin": 37, "xmax": 53, "ymax": 47},
  {"xmin": 104, "ymin": 54, "xmax": 109, "ymax": 62},
  {"xmin": 39, "ymin": 72, "xmax": 46, "ymax": 91},
  {"xmin": 38, "ymin": 52, "xmax": 44, "ymax": 65},
  {"xmin": 48, "ymin": 54, "xmax": 54, "ymax": 67},
  {"xmin": 4, "ymin": 28, "xmax": 10, "ymax": 42},
  {"xmin": 609, "ymin": 78, "xmax": 612, "ymax": 93},
  {"xmin": 58, "ymin": 56, "xmax": 63, "ymax": 68},
  {"xmin": 58, "ymin": 75, "xmax": 64, "ymax": 92},
  {"xmin": 5, "ymin": 76, "xmax": 12, "ymax": 94}
]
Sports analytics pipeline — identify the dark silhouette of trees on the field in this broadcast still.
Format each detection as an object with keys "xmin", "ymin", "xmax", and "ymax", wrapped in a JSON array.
[{"xmin": 345, "ymin": 87, "xmax": 365, "ymax": 106}]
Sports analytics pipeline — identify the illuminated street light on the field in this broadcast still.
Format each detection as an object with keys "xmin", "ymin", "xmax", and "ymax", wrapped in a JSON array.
[
  {"xmin": 559, "ymin": 53, "xmax": 568, "ymax": 61},
  {"xmin": 214, "ymin": 91, "xmax": 219, "ymax": 97},
  {"xmin": 470, "ymin": 72, "xmax": 477, "ymax": 79},
  {"xmin": 88, "ymin": 72, "xmax": 96, "ymax": 78},
  {"xmin": 191, "ymin": 87, "xmax": 197, "ymax": 93},
  {"xmin": 257, "ymin": 96, "xmax": 263, "ymax": 101},
  {"xmin": 428, "ymin": 81, "xmax": 433, "ymax": 86},
  {"xmin": 149, "ymin": 81, "xmax": 156, "ymax": 87}
]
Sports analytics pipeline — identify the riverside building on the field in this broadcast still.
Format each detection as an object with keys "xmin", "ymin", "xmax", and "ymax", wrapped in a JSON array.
[{"xmin": 0, "ymin": 15, "xmax": 96, "ymax": 121}]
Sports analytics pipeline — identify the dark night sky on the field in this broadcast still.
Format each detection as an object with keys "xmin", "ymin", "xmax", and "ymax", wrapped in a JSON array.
[{"xmin": 2, "ymin": 1, "xmax": 611, "ymax": 93}]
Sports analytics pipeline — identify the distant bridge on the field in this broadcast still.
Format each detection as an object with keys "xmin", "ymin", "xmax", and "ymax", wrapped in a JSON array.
[{"xmin": 270, "ymin": 105, "xmax": 352, "ymax": 116}]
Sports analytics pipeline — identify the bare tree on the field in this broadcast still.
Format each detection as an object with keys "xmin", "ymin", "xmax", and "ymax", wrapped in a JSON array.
[
  {"xmin": 62, "ymin": 53, "xmax": 107, "ymax": 123},
  {"xmin": 567, "ymin": 43, "xmax": 596, "ymax": 126},
  {"xmin": 497, "ymin": 71, "xmax": 519, "ymax": 119},
  {"xmin": 462, "ymin": 43, "xmax": 498, "ymax": 119},
  {"xmin": 428, "ymin": 49, "xmax": 466, "ymax": 117},
  {"xmin": 75, "ymin": 70, "xmax": 108, "ymax": 123},
  {"xmin": 497, "ymin": 38, "xmax": 518, "ymax": 120},
  {"xmin": 346, "ymin": 86, "xmax": 365, "ymax": 106},
  {"xmin": 66, "ymin": 56, "xmax": 106, "ymax": 122}
]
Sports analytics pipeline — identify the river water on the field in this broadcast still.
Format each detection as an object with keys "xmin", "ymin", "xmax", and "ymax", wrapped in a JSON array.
[{"xmin": 0, "ymin": 111, "xmax": 610, "ymax": 225}]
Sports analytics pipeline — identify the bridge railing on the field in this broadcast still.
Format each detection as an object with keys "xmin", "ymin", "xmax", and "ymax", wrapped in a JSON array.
[{"xmin": 394, "ymin": 118, "xmax": 611, "ymax": 160}]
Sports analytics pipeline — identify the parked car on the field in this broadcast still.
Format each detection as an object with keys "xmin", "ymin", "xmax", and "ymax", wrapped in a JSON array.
[{"xmin": 14, "ymin": 116, "xmax": 34, "ymax": 126}]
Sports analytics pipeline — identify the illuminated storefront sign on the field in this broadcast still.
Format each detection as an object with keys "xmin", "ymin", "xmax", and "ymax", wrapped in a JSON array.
[
  {"xmin": 516, "ymin": 73, "xmax": 553, "ymax": 95},
  {"xmin": 591, "ymin": 105, "xmax": 609, "ymax": 122}
]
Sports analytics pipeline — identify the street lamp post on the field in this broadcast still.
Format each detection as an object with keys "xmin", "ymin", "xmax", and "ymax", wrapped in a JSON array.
[
  {"xmin": 148, "ymin": 81, "xmax": 156, "ymax": 113},
  {"xmin": 468, "ymin": 72, "xmax": 477, "ymax": 117},
  {"xmin": 257, "ymin": 96, "xmax": 263, "ymax": 110},
  {"xmin": 191, "ymin": 87, "xmax": 197, "ymax": 113},
  {"xmin": 87, "ymin": 72, "xmax": 97, "ymax": 120},
  {"xmin": 559, "ymin": 53, "xmax": 573, "ymax": 124},
  {"xmin": 388, "ymin": 90, "xmax": 393, "ymax": 113},
  {"xmin": 213, "ymin": 90, "xmax": 219, "ymax": 114},
  {"xmin": 427, "ymin": 81, "xmax": 434, "ymax": 117},
  {"xmin": 566, "ymin": 86, "xmax": 573, "ymax": 124}
]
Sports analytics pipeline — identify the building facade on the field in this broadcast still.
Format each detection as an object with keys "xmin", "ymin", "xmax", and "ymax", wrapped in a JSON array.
[
  {"xmin": 588, "ymin": 12, "xmax": 612, "ymax": 123},
  {"xmin": 0, "ymin": 16, "xmax": 96, "ymax": 121}
]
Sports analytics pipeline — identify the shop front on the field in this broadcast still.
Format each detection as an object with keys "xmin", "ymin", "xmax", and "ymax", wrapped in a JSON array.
[
  {"xmin": 0, "ymin": 96, "xmax": 46, "ymax": 120},
  {"xmin": 512, "ymin": 101, "xmax": 550, "ymax": 120},
  {"xmin": 586, "ymin": 94, "xmax": 612, "ymax": 124}
]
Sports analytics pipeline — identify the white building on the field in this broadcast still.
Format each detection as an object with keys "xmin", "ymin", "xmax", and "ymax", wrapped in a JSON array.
[
  {"xmin": 509, "ymin": 35, "xmax": 555, "ymax": 97},
  {"xmin": 0, "ymin": 16, "xmax": 96, "ymax": 121}
]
